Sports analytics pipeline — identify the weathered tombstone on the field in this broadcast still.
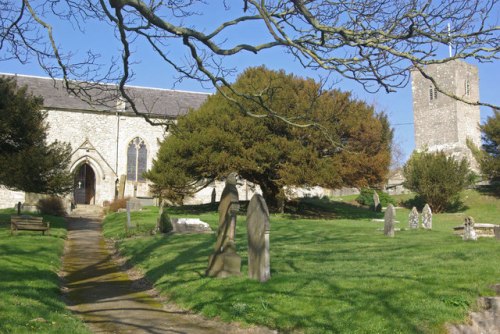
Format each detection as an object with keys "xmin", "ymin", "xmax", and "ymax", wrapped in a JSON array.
[
  {"xmin": 211, "ymin": 188, "xmax": 217, "ymax": 204},
  {"xmin": 118, "ymin": 175, "xmax": 126, "ymax": 199},
  {"xmin": 384, "ymin": 204, "xmax": 396, "ymax": 237},
  {"xmin": 171, "ymin": 218, "xmax": 212, "ymax": 233},
  {"xmin": 373, "ymin": 191, "xmax": 381, "ymax": 212},
  {"xmin": 422, "ymin": 204, "xmax": 432, "ymax": 229},
  {"xmin": 247, "ymin": 194, "xmax": 271, "ymax": 282},
  {"xmin": 206, "ymin": 173, "xmax": 241, "ymax": 278},
  {"xmin": 127, "ymin": 197, "xmax": 142, "ymax": 211},
  {"xmin": 125, "ymin": 201, "xmax": 133, "ymax": 234},
  {"xmin": 408, "ymin": 207, "xmax": 419, "ymax": 229},
  {"xmin": 494, "ymin": 226, "xmax": 500, "ymax": 240},
  {"xmin": 463, "ymin": 216, "xmax": 478, "ymax": 241}
]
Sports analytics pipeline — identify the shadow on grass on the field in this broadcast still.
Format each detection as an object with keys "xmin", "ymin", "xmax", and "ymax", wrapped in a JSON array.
[
  {"xmin": 167, "ymin": 197, "xmax": 382, "ymax": 221},
  {"xmin": 475, "ymin": 183, "xmax": 500, "ymax": 198},
  {"xmin": 285, "ymin": 197, "xmax": 384, "ymax": 220}
]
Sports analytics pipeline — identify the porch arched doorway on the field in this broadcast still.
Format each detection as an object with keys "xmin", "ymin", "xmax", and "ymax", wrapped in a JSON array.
[{"xmin": 74, "ymin": 163, "xmax": 96, "ymax": 204}]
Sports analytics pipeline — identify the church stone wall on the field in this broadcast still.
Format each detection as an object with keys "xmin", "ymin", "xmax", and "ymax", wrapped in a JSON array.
[
  {"xmin": 0, "ymin": 186, "xmax": 25, "ymax": 210},
  {"xmin": 45, "ymin": 109, "xmax": 167, "ymax": 205}
]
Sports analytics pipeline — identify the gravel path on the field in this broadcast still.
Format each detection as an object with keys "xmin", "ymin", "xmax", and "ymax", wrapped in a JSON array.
[{"xmin": 61, "ymin": 205, "xmax": 276, "ymax": 334}]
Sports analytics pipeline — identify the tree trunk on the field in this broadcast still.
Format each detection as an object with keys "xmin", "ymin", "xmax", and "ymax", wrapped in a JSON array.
[{"xmin": 258, "ymin": 181, "xmax": 284, "ymax": 213}]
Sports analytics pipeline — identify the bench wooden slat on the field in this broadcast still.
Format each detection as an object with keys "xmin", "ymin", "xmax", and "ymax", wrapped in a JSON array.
[{"xmin": 10, "ymin": 215, "xmax": 50, "ymax": 236}]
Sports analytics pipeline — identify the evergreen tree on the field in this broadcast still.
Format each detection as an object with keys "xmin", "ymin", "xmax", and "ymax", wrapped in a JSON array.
[
  {"xmin": 403, "ymin": 151, "xmax": 475, "ymax": 212},
  {"xmin": 0, "ymin": 77, "xmax": 73, "ymax": 194},
  {"xmin": 146, "ymin": 67, "xmax": 392, "ymax": 210},
  {"xmin": 479, "ymin": 110, "xmax": 500, "ymax": 185}
]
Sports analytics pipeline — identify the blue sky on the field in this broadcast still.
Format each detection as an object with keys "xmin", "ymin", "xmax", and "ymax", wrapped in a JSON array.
[{"xmin": 0, "ymin": 3, "xmax": 498, "ymax": 163}]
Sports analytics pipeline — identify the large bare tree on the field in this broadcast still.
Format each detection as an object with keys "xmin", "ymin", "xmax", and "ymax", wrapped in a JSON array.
[{"xmin": 1, "ymin": 0, "xmax": 498, "ymax": 126}]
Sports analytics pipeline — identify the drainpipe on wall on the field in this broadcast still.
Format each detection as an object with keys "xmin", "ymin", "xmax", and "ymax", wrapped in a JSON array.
[{"xmin": 116, "ymin": 97, "xmax": 126, "ymax": 199}]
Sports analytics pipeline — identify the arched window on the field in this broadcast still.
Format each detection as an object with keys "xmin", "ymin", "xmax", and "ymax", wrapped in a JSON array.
[{"xmin": 127, "ymin": 137, "xmax": 147, "ymax": 182}]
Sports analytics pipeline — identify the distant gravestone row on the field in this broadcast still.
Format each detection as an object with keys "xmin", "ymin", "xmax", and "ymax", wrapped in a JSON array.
[
  {"xmin": 406, "ymin": 204, "xmax": 433, "ymax": 230},
  {"xmin": 205, "ymin": 173, "xmax": 271, "ymax": 282}
]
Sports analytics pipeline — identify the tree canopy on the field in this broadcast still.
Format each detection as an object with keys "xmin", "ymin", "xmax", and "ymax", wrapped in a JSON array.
[
  {"xmin": 0, "ymin": 77, "xmax": 73, "ymax": 194},
  {"xmin": 402, "ymin": 150, "xmax": 475, "ymax": 212},
  {"xmin": 479, "ymin": 109, "xmax": 500, "ymax": 185},
  {"xmin": 0, "ymin": 1, "xmax": 498, "ymax": 124},
  {"xmin": 145, "ymin": 67, "xmax": 392, "ymax": 209}
]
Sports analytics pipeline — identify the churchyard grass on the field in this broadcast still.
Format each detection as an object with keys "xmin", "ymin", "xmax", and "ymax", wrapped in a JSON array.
[
  {"xmin": 102, "ymin": 189, "xmax": 500, "ymax": 333},
  {"xmin": 0, "ymin": 209, "xmax": 90, "ymax": 334}
]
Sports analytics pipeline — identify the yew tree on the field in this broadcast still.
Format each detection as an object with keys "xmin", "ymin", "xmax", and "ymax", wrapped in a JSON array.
[
  {"xmin": 479, "ymin": 110, "xmax": 500, "ymax": 185},
  {"xmin": 146, "ymin": 67, "xmax": 392, "ymax": 209},
  {"xmin": 0, "ymin": 77, "xmax": 73, "ymax": 194}
]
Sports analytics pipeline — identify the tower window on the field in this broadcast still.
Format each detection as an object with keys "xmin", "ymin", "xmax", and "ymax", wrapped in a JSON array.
[
  {"xmin": 127, "ymin": 137, "xmax": 147, "ymax": 182},
  {"xmin": 429, "ymin": 85, "xmax": 438, "ymax": 101},
  {"xmin": 465, "ymin": 79, "xmax": 470, "ymax": 96}
]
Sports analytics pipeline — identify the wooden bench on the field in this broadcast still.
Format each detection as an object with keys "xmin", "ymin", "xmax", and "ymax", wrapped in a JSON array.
[{"xmin": 10, "ymin": 215, "xmax": 50, "ymax": 235}]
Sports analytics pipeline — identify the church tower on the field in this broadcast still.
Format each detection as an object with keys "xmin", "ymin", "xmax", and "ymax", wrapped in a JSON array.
[{"xmin": 411, "ymin": 60, "xmax": 481, "ymax": 169}]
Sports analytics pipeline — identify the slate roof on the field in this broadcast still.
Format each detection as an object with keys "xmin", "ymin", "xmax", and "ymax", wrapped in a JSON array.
[{"xmin": 0, "ymin": 73, "xmax": 210, "ymax": 118}]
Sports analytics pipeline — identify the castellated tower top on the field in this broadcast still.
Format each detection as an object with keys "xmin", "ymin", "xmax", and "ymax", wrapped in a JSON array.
[{"xmin": 411, "ymin": 60, "xmax": 481, "ymax": 169}]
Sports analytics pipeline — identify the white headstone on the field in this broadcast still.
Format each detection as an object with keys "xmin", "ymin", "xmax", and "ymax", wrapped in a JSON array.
[{"xmin": 422, "ymin": 204, "xmax": 432, "ymax": 229}]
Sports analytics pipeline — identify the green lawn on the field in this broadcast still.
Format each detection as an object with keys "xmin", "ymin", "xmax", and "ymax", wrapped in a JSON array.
[
  {"xmin": 102, "ymin": 190, "xmax": 500, "ymax": 333},
  {"xmin": 0, "ymin": 209, "xmax": 90, "ymax": 334}
]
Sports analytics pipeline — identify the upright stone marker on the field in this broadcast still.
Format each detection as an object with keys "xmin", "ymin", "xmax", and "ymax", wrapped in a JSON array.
[
  {"xmin": 206, "ymin": 173, "xmax": 241, "ymax": 278},
  {"xmin": 384, "ymin": 204, "xmax": 396, "ymax": 237},
  {"xmin": 247, "ymin": 194, "xmax": 271, "ymax": 282},
  {"xmin": 494, "ymin": 226, "xmax": 500, "ymax": 240},
  {"xmin": 409, "ymin": 207, "xmax": 419, "ymax": 229},
  {"xmin": 463, "ymin": 216, "xmax": 478, "ymax": 241},
  {"xmin": 422, "ymin": 204, "xmax": 432, "ymax": 229},
  {"xmin": 373, "ymin": 191, "xmax": 381, "ymax": 212}
]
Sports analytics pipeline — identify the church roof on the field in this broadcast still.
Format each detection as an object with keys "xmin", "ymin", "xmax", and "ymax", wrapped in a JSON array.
[{"xmin": 0, "ymin": 73, "xmax": 210, "ymax": 118}]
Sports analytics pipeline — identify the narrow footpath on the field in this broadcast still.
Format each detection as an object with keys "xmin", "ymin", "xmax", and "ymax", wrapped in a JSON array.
[{"xmin": 61, "ymin": 205, "xmax": 276, "ymax": 334}]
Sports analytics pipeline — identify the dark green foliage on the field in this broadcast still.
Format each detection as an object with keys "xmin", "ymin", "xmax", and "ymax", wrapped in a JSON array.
[
  {"xmin": 0, "ymin": 77, "xmax": 73, "ymax": 194},
  {"xmin": 146, "ymin": 67, "xmax": 392, "ymax": 211},
  {"xmin": 403, "ymin": 150, "xmax": 475, "ymax": 212},
  {"xmin": 355, "ymin": 188, "xmax": 396, "ymax": 209},
  {"xmin": 37, "ymin": 196, "xmax": 67, "ymax": 216},
  {"xmin": 158, "ymin": 210, "xmax": 173, "ymax": 233},
  {"xmin": 479, "ymin": 110, "xmax": 500, "ymax": 188}
]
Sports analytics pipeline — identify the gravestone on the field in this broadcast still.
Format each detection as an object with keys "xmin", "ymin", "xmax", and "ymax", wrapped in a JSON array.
[
  {"xmin": 127, "ymin": 197, "xmax": 142, "ymax": 211},
  {"xmin": 494, "ymin": 226, "xmax": 500, "ymax": 240},
  {"xmin": 463, "ymin": 216, "xmax": 477, "ymax": 241},
  {"xmin": 384, "ymin": 204, "xmax": 396, "ymax": 237},
  {"xmin": 373, "ymin": 191, "xmax": 381, "ymax": 212},
  {"xmin": 409, "ymin": 207, "xmax": 419, "ymax": 229},
  {"xmin": 125, "ymin": 201, "xmax": 136, "ymax": 235},
  {"xmin": 206, "ymin": 173, "xmax": 241, "ymax": 278},
  {"xmin": 422, "ymin": 204, "xmax": 432, "ymax": 229},
  {"xmin": 171, "ymin": 218, "xmax": 212, "ymax": 233},
  {"xmin": 247, "ymin": 194, "xmax": 271, "ymax": 282}
]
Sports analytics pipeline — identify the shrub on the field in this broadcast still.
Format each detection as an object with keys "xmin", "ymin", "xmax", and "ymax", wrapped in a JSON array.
[
  {"xmin": 158, "ymin": 210, "xmax": 173, "ymax": 233},
  {"xmin": 37, "ymin": 196, "xmax": 67, "ymax": 216},
  {"xmin": 107, "ymin": 197, "xmax": 129, "ymax": 213},
  {"xmin": 403, "ymin": 150, "xmax": 475, "ymax": 212},
  {"xmin": 355, "ymin": 188, "xmax": 395, "ymax": 209}
]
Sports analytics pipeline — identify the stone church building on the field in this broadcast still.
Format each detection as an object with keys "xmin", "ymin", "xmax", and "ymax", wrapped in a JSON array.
[
  {"xmin": 411, "ymin": 60, "xmax": 481, "ymax": 168},
  {"xmin": 0, "ymin": 73, "xmax": 209, "ymax": 208},
  {"xmin": 0, "ymin": 61, "xmax": 483, "ymax": 208}
]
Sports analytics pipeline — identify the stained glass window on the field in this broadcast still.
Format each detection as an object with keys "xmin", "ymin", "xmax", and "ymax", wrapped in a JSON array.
[{"xmin": 126, "ymin": 137, "xmax": 147, "ymax": 182}]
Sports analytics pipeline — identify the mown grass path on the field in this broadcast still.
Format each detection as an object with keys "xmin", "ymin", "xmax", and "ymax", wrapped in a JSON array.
[{"xmin": 62, "ymin": 205, "xmax": 275, "ymax": 334}]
